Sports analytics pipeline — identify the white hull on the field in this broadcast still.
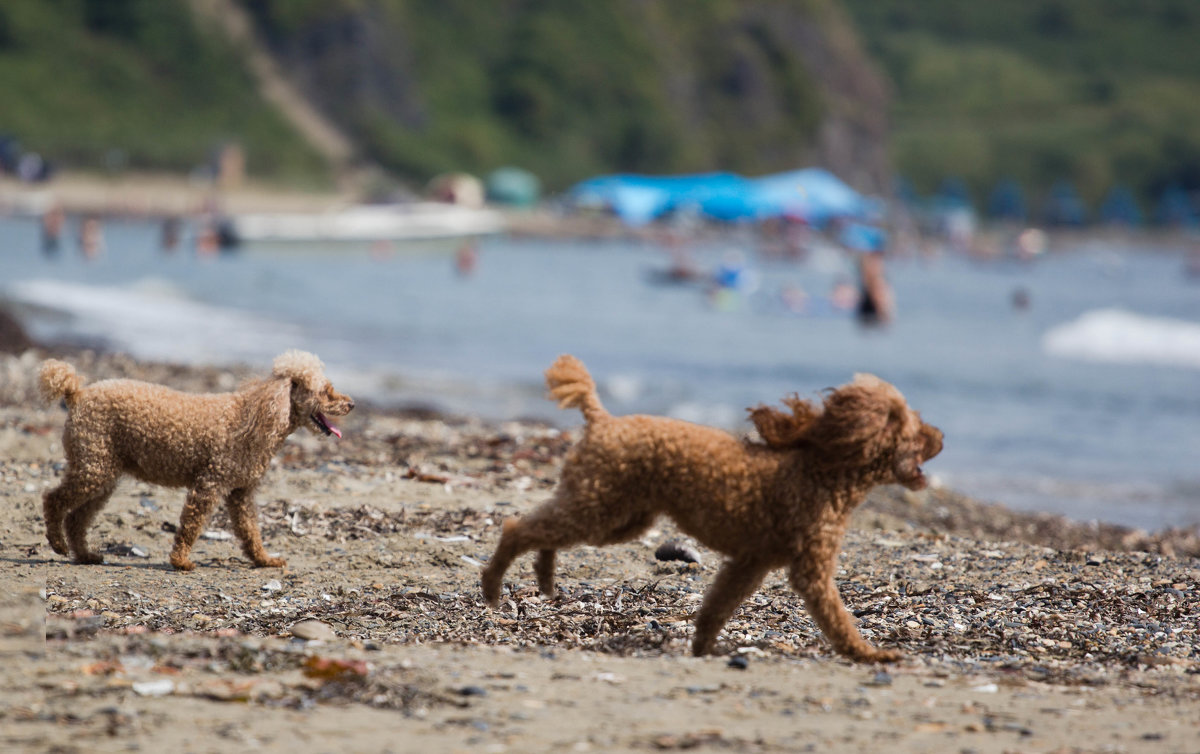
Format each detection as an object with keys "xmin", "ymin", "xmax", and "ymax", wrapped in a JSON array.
[{"xmin": 226, "ymin": 202, "xmax": 505, "ymax": 249}]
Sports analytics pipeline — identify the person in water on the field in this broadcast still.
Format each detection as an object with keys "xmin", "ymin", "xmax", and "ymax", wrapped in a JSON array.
[{"xmin": 855, "ymin": 251, "xmax": 894, "ymax": 327}]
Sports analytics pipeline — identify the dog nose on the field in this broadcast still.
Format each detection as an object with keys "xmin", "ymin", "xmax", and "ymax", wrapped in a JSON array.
[{"xmin": 347, "ymin": 400, "xmax": 356, "ymax": 411}]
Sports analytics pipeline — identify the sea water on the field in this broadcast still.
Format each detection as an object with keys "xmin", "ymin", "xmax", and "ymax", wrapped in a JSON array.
[{"xmin": 2, "ymin": 215, "xmax": 1198, "ymax": 530}]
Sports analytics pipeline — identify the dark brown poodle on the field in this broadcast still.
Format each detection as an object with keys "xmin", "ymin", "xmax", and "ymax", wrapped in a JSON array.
[
  {"xmin": 39, "ymin": 350, "xmax": 354, "ymax": 570},
  {"xmin": 482, "ymin": 355, "xmax": 943, "ymax": 662}
]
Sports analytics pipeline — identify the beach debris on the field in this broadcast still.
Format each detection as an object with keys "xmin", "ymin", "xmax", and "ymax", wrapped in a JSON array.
[
  {"xmin": 302, "ymin": 656, "xmax": 369, "ymax": 681},
  {"xmin": 105, "ymin": 543, "xmax": 149, "ymax": 558},
  {"xmin": 192, "ymin": 678, "xmax": 283, "ymax": 702},
  {"xmin": 202, "ymin": 530, "xmax": 233, "ymax": 541},
  {"xmin": 261, "ymin": 579, "xmax": 283, "ymax": 593},
  {"xmin": 290, "ymin": 620, "xmax": 337, "ymax": 641},
  {"xmin": 867, "ymin": 670, "xmax": 893, "ymax": 686},
  {"xmin": 651, "ymin": 730, "xmax": 728, "ymax": 750},
  {"xmin": 727, "ymin": 655, "xmax": 749, "ymax": 670},
  {"xmin": 81, "ymin": 660, "xmax": 123, "ymax": 676},
  {"xmin": 132, "ymin": 679, "xmax": 175, "ymax": 697},
  {"xmin": 654, "ymin": 540, "xmax": 702, "ymax": 565}
]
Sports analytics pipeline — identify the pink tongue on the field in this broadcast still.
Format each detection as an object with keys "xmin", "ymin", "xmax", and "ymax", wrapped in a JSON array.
[{"xmin": 317, "ymin": 412, "xmax": 343, "ymax": 439}]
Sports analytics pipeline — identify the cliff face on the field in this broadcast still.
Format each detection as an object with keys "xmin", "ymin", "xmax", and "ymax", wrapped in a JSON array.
[{"xmin": 241, "ymin": 0, "xmax": 890, "ymax": 192}]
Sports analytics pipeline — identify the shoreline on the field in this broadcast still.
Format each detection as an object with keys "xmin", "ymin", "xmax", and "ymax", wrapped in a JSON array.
[{"xmin": 6, "ymin": 171, "xmax": 1200, "ymax": 254}]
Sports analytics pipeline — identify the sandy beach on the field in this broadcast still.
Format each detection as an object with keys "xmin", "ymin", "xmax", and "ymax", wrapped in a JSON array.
[{"xmin": 1, "ymin": 348, "xmax": 1198, "ymax": 753}]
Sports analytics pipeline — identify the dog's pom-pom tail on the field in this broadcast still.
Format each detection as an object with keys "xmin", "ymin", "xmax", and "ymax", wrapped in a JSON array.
[
  {"xmin": 545, "ymin": 354, "xmax": 607, "ymax": 423},
  {"xmin": 38, "ymin": 360, "xmax": 84, "ymax": 406}
]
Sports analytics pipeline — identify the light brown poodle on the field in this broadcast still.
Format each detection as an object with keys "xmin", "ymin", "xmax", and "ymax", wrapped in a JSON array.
[
  {"xmin": 39, "ymin": 351, "xmax": 354, "ymax": 571},
  {"xmin": 482, "ymin": 355, "xmax": 943, "ymax": 662}
]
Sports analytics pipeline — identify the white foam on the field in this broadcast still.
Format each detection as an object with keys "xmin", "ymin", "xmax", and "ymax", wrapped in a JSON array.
[
  {"xmin": 7, "ymin": 278, "xmax": 302, "ymax": 365},
  {"xmin": 604, "ymin": 373, "xmax": 644, "ymax": 403},
  {"xmin": 1042, "ymin": 308, "xmax": 1200, "ymax": 370}
]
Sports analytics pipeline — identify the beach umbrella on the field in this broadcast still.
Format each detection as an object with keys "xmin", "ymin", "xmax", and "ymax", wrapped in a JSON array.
[
  {"xmin": 937, "ymin": 177, "xmax": 974, "ymax": 211},
  {"xmin": 1098, "ymin": 186, "xmax": 1143, "ymax": 227},
  {"xmin": 1042, "ymin": 181, "xmax": 1088, "ymax": 227},
  {"xmin": 486, "ymin": 167, "xmax": 541, "ymax": 207},
  {"xmin": 751, "ymin": 168, "xmax": 875, "ymax": 225},
  {"xmin": 1155, "ymin": 184, "xmax": 1197, "ymax": 227},
  {"xmin": 988, "ymin": 179, "xmax": 1027, "ymax": 222}
]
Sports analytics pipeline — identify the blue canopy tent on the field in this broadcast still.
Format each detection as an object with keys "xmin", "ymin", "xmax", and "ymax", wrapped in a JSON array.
[
  {"xmin": 569, "ymin": 168, "xmax": 875, "ymax": 226},
  {"xmin": 1098, "ymin": 186, "xmax": 1143, "ymax": 227}
]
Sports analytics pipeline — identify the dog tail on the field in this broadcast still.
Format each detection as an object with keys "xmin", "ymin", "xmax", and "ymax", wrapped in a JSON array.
[
  {"xmin": 545, "ymin": 354, "xmax": 608, "ymax": 424},
  {"xmin": 38, "ymin": 360, "xmax": 85, "ymax": 406}
]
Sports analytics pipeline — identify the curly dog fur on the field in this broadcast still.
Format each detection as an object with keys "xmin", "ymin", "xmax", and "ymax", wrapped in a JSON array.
[
  {"xmin": 39, "ymin": 351, "xmax": 354, "ymax": 570},
  {"xmin": 482, "ymin": 355, "xmax": 943, "ymax": 662}
]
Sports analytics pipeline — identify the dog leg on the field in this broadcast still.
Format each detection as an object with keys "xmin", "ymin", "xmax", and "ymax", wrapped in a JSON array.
[
  {"xmin": 42, "ymin": 484, "xmax": 74, "ymax": 557},
  {"xmin": 483, "ymin": 499, "xmax": 654, "ymax": 606},
  {"xmin": 45, "ymin": 471, "xmax": 117, "ymax": 564},
  {"xmin": 64, "ymin": 495, "xmax": 116, "ymax": 565},
  {"xmin": 532, "ymin": 508, "xmax": 655, "ymax": 598},
  {"xmin": 482, "ymin": 506, "xmax": 586, "ymax": 605},
  {"xmin": 225, "ymin": 487, "xmax": 285, "ymax": 568},
  {"xmin": 170, "ymin": 486, "xmax": 223, "ymax": 571},
  {"xmin": 481, "ymin": 518, "xmax": 530, "ymax": 606},
  {"xmin": 691, "ymin": 558, "xmax": 770, "ymax": 656},
  {"xmin": 788, "ymin": 555, "xmax": 901, "ymax": 663},
  {"xmin": 533, "ymin": 549, "xmax": 556, "ymax": 596}
]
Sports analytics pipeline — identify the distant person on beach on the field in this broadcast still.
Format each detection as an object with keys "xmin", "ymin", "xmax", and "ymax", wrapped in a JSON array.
[
  {"xmin": 194, "ymin": 218, "xmax": 219, "ymax": 257},
  {"xmin": 455, "ymin": 241, "xmax": 478, "ymax": 276},
  {"xmin": 855, "ymin": 251, "xmax": 894, "ymax": 327},
  {"xmin": 41, "ymin": 202, "xmax": 65, "ymax": 257},
  {"xmin": 78, "ymin": 215, "xmax": 104, "ymax": 260},
  {"xmin": 1014, "ymin": 227, "xmax": 1047, "ymax": 262},
  {"xmin": 1012, "ymin": 287, "xmax": 1031, "ymax": 312},
  {"xmin": 829, "ymin": 276, "xmax": 858, "ymax": 312},
  {"xmin": 160, "ymin": 216, "xmax": 182, "ymax": 253},
  {"xmin": 1186, "ymin": 239, "xmax": 1200, "ymax": 279},
  {"xmin": 658, "ymin": 230, "xmax": 701, "ymax": 283}
]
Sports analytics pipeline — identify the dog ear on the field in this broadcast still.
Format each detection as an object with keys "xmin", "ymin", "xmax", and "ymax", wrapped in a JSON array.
[
  {"xmin": 748, "ymin": 395, "xmax": 819, "ymax": 448},
  {"xmin": 233, "ymin": 378, "xmax": 294, "ymax": 444},
  {"xmin": 810, "ymin": 375, "xmax": 907, "ymax": 466}
]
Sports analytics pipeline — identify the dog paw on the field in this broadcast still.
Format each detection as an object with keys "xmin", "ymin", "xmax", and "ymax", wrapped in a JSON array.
[
  {"xmin": 48, "ymin": 540, "xmax": 70, "ymax": 557},
  {"xmin": 255, "ymin": 556, "xmax": 287, "ymax": 568},
  {"xmin": 480, "ymin": 574, "xmax": 502, "ymax": 607},
  {"xmin": 690, "ymin": 639, "xmax": 717, "ymax": 657},
  {"xmin": 74, "ymin": 552, "xmax": 104, "ymax": 565},
  {"xmin": 855, "ymin": 647, "xmax": 903, "ymax": 664},
  {"xmin": 170, "ymin": 556, "xmax": 196, "ymax": 572}
]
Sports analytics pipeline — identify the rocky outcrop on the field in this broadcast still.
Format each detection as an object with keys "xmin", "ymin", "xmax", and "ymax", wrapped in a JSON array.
[{"xmin": 238, "ymin": 0, "xmax": 890, "ymax": 192}]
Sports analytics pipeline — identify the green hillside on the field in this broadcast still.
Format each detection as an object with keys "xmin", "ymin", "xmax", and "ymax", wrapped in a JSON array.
[
  {"xmin": 0, "ymin": 0, "xmax": 887, "ymax": 193},
  {"xmin": 842, "ymin": 0, "xmax": 1200, "ymax": 213},
  {"xmin": 242, "ymin": 0, "xmax": 883, "ymax": 191},
  {"xmin": 0, "ymin": 1, "xmax": 327, "ymax": 186}
]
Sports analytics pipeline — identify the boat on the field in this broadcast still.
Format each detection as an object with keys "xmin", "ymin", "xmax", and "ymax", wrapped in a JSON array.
[{"xmin": 220, "ymin": 201, "xmax": 506, "ymax": 253}]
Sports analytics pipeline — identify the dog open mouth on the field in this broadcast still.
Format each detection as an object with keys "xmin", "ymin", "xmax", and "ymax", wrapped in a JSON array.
[{"xmin": 311, "ymin": 411, "xmax": 342, "ymax": 438}]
